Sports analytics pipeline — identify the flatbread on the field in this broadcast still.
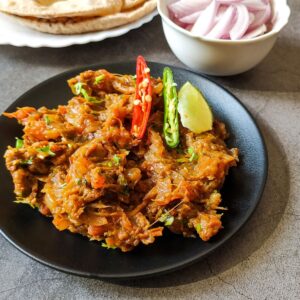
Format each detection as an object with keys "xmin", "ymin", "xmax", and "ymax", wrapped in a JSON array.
[
  {"xmin": 7, "ymin": 0, "xmax": 156, "ymax": 34},
  {"xmin": 0, "ymin": 0, "xmax": 123, "ymax": 18},
  {"xmin": 122, "ymin": 0, "xmax": 146, "ymax": 11}
]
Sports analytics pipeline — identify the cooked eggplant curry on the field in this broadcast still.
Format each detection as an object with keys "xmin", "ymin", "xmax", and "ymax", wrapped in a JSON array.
[{"xmin": 4, "ymin": 57, "xmax": 238, "ymax": 251}]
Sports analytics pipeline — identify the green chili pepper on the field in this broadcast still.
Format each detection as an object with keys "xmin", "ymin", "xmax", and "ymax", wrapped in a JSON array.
[{"xmin": 163, "ymin": 67, "xmax": 180, "ymax": 148}]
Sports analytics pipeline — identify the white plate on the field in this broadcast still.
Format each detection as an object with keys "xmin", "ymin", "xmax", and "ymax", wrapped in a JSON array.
[{"xmin": 0, "ymin": 10, "xmax": 157, "ymax": 48}]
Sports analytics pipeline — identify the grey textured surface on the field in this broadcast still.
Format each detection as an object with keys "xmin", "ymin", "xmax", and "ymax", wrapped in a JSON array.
[{"xmin": 0, "ymin": 1, "xmax": 299, "ymax": 299}]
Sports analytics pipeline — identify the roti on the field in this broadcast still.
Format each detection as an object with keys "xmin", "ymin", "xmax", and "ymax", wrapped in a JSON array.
[
  {"xmin": 0, "ymin": 0, "xmax": 123, "ymax": 18},
  {"xmin": 7, "ymin": 0, "xmax": 156, "ymax": 34},
  {"xmin": 122, "ymin": 0, "xmax": 146, "ymax": 11}
]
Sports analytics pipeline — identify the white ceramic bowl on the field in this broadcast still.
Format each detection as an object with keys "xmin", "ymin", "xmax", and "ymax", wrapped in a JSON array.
[{"xmin": 158, "ymin": 0, "xmax": 290, "ymax": 76}]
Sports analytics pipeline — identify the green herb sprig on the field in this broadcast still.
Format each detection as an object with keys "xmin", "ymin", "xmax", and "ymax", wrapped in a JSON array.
[
  {"xmin": 37, "ymin": 145, "xmax": 56, "ymax": 157},
  {"xmin": 74, "ymin": 82, "xmax": 101, "ymax": 103},
  {"xmin": 188, "ymin": 147, "xmax": 199, "ymax": 162},
  {"xmin": 159, "ymin": 212, "xmax": 174, "ymax": 226},
  {"xmin": 195, "ymin": 223, "xmax": 202, "ymax": 233},
  {"xmin": 15, "ymin": 138, "xmax": 24, "ymax": 149},
  {"xmin": 44, "ymin": 115, "xmax": 51, "ymax": 125},
  {"xmin": 94, "ymin": 74, "xmax": 105, "ymax": 85}
]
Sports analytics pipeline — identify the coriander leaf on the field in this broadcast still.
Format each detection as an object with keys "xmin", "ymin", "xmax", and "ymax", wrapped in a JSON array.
[
  {"xmin": 94, "ymin": 74, "xmax": 105, "ymax": 84},
  {"xmin": 159, "ymin": 213, "xmax": 174, "ymax": 226},
  {"xmin": 189, "ymin": 152, "xmax": 198, "ymax": 162},
  {"xmin": 74, "ymin": 82, "xmax": 84, "ymax": 95},
  {"xmin": 112, "ymin": 154, "xmax": 121, "ymax": 165},
  {"xmin": 101, "ymin": 242, "xmax": 117, "ymax": 249},
  {"xmin": 15, "ymin": 137, "xmax": 24, "ymax": 149},
  {"xmin": 44, "ymin": 115, "xmax": 51, "ymax": 125},
  {"xmin": 165, "ymin": 215, "xmax": 174, "ymax": 226},
  {"xmin": 87, "ymin": 97, "xmax": 104, "ymax": 104},
  {"xmin": 187, "ymin": 147, "xmax": 199, "ymax": 162},
  {"xmin": 20, "ymin": 158, "xmax": 33, "ymax": 166},
  {"xmin": 195, "ymin": 223, "xmax": 202, "ymax": 233},
  {"xmin": 81, "ymin": 90, "xmax": 97, "ymax": 102},
  {"xmin": 74, "ymin": 82, "xmax": 100, "ymax": 103},
  {"xmin": 37, "ymin": 145, "xmax": 56, "ymax": 157}
]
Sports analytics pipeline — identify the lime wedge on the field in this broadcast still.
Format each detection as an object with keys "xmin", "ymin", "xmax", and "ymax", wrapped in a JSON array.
[{"xmin": 178, "ymin": 82, "xmax": 213, "ymax": 134}]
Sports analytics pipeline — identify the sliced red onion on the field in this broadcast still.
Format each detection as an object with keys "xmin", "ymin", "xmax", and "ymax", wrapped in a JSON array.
[
  {"xmin": 249, "ymin": 2, "xmax": 271, "ymax": 30},
  {"xmin": 217, "ymin": 0, "xmax": 241, "ymax": 3},
  {"xmin": 249, "ymin": 12, "xmax": 255, "ymax": 24},
  {"xmin": 180, "ymin": 11, "xmax": 202, "ymax": 24},
  {"xmin": 230, "ymin": 4, "xmax": 250, "ymax": 40},
  {"xmin": 271, "ymin": 10, "xmax": 277, "ymax": 25},
  {"xmin": 242, "ymin": 23, "xmax": 267, "ymax": 39},
  {"xmin": 241, "ymin": 0, "xmax": 267, "ymax": 11},
  {"xmin": 168, "ymin": 7, "xmax": 189, "ymax": 28},
  {"xmin": 168, "ymin": 0, "xmax": 211, "ymax": 19},
  {"xmin": 216, "ymin": 5, "xmax": 227, "ymax": 21},
  {"xmin": 186, "ymin": 24, "xmax": 194, "ymax": 31},
  {"xmin": 168, "ymin": 0, "xmax": 272, "ymax": 40},
  {"xmin": 206, "ymin": 5, "xmax": 236, "ymax": 39},
  {"xmin": 191, "ymin": 0, "xmax": 219, "ymax": 36}
]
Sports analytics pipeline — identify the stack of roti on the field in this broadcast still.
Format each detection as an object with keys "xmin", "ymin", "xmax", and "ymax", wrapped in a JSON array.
[{"xmin": 0, "ymin": 0, "xmax": 157, "ymax": 34}]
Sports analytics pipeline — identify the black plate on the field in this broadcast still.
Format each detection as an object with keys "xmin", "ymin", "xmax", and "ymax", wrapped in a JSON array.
[{"xmin": 0, "ymin": 62, "xmax": 267, "ymax": 279}]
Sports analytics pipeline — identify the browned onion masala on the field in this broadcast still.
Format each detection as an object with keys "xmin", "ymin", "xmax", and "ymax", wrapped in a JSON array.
[{"xmin": 4, "ymin": 70, "xmax": 238, "ymax": 252}]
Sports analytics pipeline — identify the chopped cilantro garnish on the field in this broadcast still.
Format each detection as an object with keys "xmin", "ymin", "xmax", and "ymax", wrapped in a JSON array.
[
  {"xmin": 44, "ymin": 115, "xmax": 51, "ymax": 125},
  {"xmin": 112, "ymin": 154, "xmax": 121, "ymax": 166},
  {"xmin": 195, "ymin": 223, "xmax": 202, "ymax": 233},
  {"xmin": 20, "ymin": 158, "xmax": 33, "ymax": 166},
  {"xmin": 188, "ymin": 147, "xmax": 199, "ymax": 162},
  {"xmin": 37, "ymin": 145, "xmax": 56, "ymax": 157},
  {"xmin": 85, "ymin": 95, "xmax": 102, "ymax": 103},
  {"xmin": 94, "ymin": 74, "xmax": 105, "ymax": 84},
  {"xmin": 74, "ymin": 82, "xmax": 100, "ymax": 103},
  {"xmin": 15, "ymin": 137, "xmax": 24, "ymax": 149},
  {"xmin": 74, "ymin": 82, "xmax": 83, "ymax": 95},
  {"xmin": 101, "ymin": 242, "xmax": 117, "ymax": 249},
  {"xmin": 159, "ymin": 213, "xmax": 174, "ymax": 226}
]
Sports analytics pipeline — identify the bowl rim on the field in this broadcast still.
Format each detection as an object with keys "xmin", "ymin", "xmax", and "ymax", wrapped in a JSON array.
[{"xmin": 157, "ymin": 0, "xmax": 291, "ymax": 44}]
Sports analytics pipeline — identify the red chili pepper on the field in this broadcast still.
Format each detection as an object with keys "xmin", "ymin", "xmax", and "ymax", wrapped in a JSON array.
[{"xmin": 131, "ymin": 55, "xmax": 152, "ymax": 139}]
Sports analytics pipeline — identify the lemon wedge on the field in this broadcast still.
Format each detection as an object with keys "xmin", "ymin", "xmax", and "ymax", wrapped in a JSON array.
[{"xmin": 178, "ymin": 82, "xmax": 213, "ymax": 133}]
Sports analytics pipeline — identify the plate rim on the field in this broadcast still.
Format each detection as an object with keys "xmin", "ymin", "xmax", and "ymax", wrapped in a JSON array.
[
  {"xmin": 0, "ymin": 10, "xmax": 158, "ymax": 48},
  {"xmin": 0, "ymin": 62, "xmax": 268, "ymax": 279}
]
